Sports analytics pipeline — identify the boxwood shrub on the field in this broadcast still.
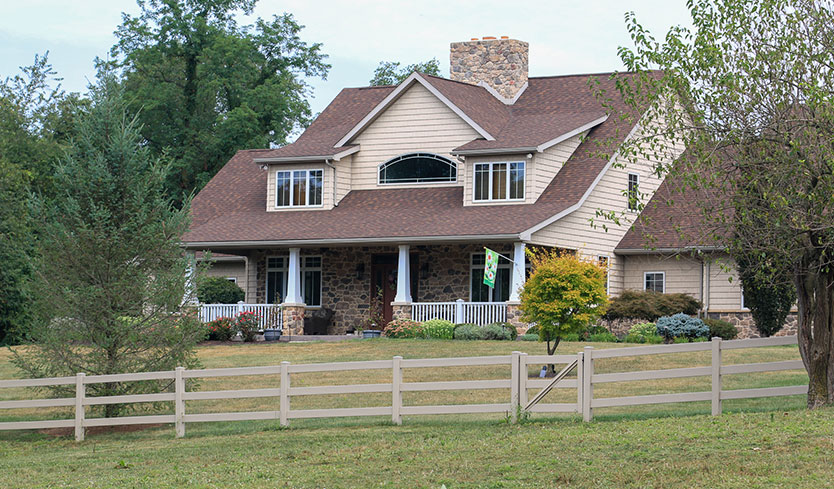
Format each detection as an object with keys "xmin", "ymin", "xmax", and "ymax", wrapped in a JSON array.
[{"xmin": 703, "ymin": 318, "xmax": 739, "ymax": 340}]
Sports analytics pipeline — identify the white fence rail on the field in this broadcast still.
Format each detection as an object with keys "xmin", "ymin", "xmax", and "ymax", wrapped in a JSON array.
[
  {"xmin": 0, "ymin": 336, "xmax": 806, "ymax": 440},
  {"xmin": 411, "ymin": 299, "xmax": 507, "ymax": 325},
  {"xmin": 198, "ymin": 302, "xmax": 282, "ymax": 331}
]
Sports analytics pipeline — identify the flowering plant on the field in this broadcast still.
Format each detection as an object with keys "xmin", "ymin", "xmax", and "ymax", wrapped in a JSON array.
[
  {"xmin": 382, "ymin": 319, "xmax": 423, "ymax": 338},
  {"xmin": 207, "ymin": 317, "xmax": 236, "ymax": 341},
  {"xmin": 235, "ymin": 311, "xmax": 261, "ymax": 342}
]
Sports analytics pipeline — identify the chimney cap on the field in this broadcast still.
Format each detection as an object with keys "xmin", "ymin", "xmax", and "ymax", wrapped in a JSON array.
[{"xmin": 482, "ymin": 36, "xmax": 496, "ymax": 40}]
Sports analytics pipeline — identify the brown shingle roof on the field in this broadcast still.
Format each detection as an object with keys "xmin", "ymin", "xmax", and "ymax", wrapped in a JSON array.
[{"xmin": 184, "ymin": 72, "xmax": 646, "ymax": 246}]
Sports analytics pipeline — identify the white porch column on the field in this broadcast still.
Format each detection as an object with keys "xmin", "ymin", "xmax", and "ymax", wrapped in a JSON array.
[
  {"xmin": 509, "ymin": 242, "xmax": 526, "ymax": 302},
  {"xmin": 284, "ymin": 247, "xmax": 304, "ymax": 304},
  {"xmin": 394, "ymin": 244, "xmax": 412, "ymax": 303}
]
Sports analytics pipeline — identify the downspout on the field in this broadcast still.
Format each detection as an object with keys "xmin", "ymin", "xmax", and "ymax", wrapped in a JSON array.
[
  {"xmin": 702, "ymin": 260, "xmax": 711, "ymax": 317},
  {"xmin": 324, "ymin": 159, "xmax": 337, "ymax": 206}
]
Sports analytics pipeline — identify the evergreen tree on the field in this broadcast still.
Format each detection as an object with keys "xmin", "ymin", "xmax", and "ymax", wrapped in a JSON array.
[{"xmin": 12, "ymin": 74, "xmax": 205, "ymax": 417}]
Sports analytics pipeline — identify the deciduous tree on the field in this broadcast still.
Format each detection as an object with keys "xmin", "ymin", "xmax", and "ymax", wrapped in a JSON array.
[
  {"xmin": 369, "ymin": 58, "xmax": 441, "ymax": 86},
  {"xmin": 615, "ymin": 0, "xmax": 834, "ymax": 406}
]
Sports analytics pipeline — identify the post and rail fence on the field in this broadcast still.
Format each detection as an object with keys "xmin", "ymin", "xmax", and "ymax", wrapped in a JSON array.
[{"xmin": 0, "ymin": 336, "xmax": 806, "ymax": 441}]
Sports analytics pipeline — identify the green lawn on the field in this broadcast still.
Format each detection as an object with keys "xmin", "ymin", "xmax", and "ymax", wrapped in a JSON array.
[{"xmin": 0, "ymin": 339, "xmax": 828, "ymax": 488}]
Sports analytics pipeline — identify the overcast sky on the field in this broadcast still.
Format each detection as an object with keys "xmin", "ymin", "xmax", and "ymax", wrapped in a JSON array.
[{"xmin": 1, "ymin": 0, "xmax": 693, "ymax": 116}]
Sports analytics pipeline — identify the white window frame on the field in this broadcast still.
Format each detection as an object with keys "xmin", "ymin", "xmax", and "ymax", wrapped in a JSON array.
[
  {"xmin": 473, "ymin": 161, "xmax": 525, "ymax": 202},
  {"xmin": 644, "ymin": 271, "xmax": 665, "ymax": 293},
  {"xmin": 469, "ymin": 252, "xmax": 531, "ymax": 302},
  {"xmin": 226, "ymin": 277, "xmax": 237, "ymax": 284},
  {"xmin": 265, "ymin": 255, "xmax": 322, "ymax": 307},
  {"xmin": 301, "ymin": 255, "xmax": 323, "ymax": 308},
  {"xmin": 377, "ymin": 152, "xmax": 458, "ymax": 185},
  {"xmin": 627, "ymin": 172, "xmax": 640, "ymax": 212},
  {"xmin": 275, "ymin": 169, "xmax": 324, "ymax": 208}
]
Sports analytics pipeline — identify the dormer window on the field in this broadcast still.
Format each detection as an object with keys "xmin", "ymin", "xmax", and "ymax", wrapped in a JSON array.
[
  {"xmin": 474, "ymin": 162, "xmax": 525, "ymax": 202},
  {"xmin": 276, "ymin": 169, "xmax": 323, "ymax": 207},
  {"xmin": 378, "ymin": 153, "xmax": 457, "ymax": 185}
]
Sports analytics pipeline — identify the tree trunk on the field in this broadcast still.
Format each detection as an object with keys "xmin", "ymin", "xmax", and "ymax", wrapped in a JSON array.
[
  {"xmin": 546, "ymin": 337, "xmax": 562, "ymax": 375},
  {"xmin": 795, "ymin": 261, "xmax": 834, "ymax": 408}
]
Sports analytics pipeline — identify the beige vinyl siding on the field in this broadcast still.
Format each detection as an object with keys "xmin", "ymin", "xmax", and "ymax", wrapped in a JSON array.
[
  {"xmin": 266, "ymin": 163, "xmax": 333, "ymax": 211},
  {"xmin": 707, "ymin": 255, "xmax": 744, "ymax": 311},
  {"xmin": 622, "ymin": 255, "xmax": 703, "ymax": 300},
  {"xmin": 205, "ymin": 260, "xmax": 248, "ymax": 293},
  {"xmin": 528, "ymin": 116, "xmax": 685, "ymax": 292},
  {"xmin": 334, "ymin": 155, "xmax": 352, "ymax": 204},
  {"xmin": 463, "ymin": 154, "xmax": 534, "ymax": 205},
  {"xmin": 350, "ymin": 83, "xmax": 478, "ymax": 190},
  {"xmin": 532, "ymin": 133, "xmax": 585, "ymax": 200}
]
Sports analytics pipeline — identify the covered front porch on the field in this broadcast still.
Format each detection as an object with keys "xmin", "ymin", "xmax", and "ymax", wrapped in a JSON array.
[{"xmin": 196, "ymin": 241, "xmax": 529, "ymax": 335}]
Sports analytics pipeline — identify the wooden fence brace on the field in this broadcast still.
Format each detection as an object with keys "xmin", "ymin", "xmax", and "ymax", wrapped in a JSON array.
[
  {"xmin": 280, "ymin": 361, "xmax": 290, "ymax": 427},
  {"xmin": 582, "ymin": 347, "xmax": 594, "ymax": 422},
  {"xmin": 711, "ymin": 337, "xmax": 722, "ymax": 416},
  {"xmin": 518, "ymin": 353, "xmax": 529, "ymax": 409},
  {"xmin": 576, "ymin": 351, "xmax": 584, "ymax": 414},
  {"xmin": 74, "ymin": 373, "xmax": 85, "ymax": 442},
  {"xmin": 392, "ymin": 356, "xmax": 403, "ymax": 425},
  {"xmin": 175, "ymin": 367, "xmax": 185, "ymax": 438},
  {"xmin": 510, "ymin": 351, "xmax": 521, "ymax": 423}
]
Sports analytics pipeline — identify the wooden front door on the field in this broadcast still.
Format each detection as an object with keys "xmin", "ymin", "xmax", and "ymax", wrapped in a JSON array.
[
  {"xmin": 370, "ymin": 254, "xmax": 419, "ymax": 327},
  {"xmin": 370, "ymin": 261, "xmax": 398, "ymax": 326}
]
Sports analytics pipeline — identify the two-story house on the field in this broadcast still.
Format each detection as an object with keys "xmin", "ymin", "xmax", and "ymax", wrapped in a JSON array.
[{"xmin": 186, "ymin": 37, "xmax": 756, "ymax": 336}]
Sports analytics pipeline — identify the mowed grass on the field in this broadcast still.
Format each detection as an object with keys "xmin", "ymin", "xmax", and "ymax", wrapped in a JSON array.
[{"xmin": 0, "ymin": 339, "xmax": 829, "ymax": 488}]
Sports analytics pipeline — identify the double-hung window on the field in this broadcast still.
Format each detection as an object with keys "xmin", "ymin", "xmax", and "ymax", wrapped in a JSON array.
[
  {"xmin": 474, "ymin": 162, "xmax": 525, "ymax": 202},
  {"xmin": 470, "ymin": 253, "xmax": 531, "ymax": 302},
  {"xmin": 276, "ymin": 169, "xmax": 323, "ymax": 207},
  {"xmin": 265, "ymin": 255, "xmax": 322, "ymax": 306}
]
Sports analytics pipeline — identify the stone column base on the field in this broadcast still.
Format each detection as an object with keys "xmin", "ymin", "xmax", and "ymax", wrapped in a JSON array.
[
  {"xmin": 391, "ymin": 303, "xmax": 413, "ymax": 322},
  {"xmin": 505, "ymin": 302, "xmax": 528, "ymax": 334},
  {"xmin": 282, "ymin": 304, "xmax": 306, "ymax": 336}
]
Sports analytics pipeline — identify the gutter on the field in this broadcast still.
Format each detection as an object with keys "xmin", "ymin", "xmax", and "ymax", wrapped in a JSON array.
[
  {"xmin": 613, "ymin": 246, "xmax": 723, "ymax": 255},
  {"xmin": 183, "ymin": 233, "xmax": 522, "ymax": 249}
]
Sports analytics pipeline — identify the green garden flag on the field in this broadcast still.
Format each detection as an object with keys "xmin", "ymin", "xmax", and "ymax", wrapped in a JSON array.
[{"xmin": 483, "ymin": 248, "xmax": 499, "ymax": 288}]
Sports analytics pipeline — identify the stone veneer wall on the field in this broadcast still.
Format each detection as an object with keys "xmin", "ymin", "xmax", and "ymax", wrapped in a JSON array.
[
  {"xmin": 250, "ymin": 244, "xmax": 516, "ymax": 334},
  {"xmin": 450, "ymin": 38, "xmax": 529, "ymax": 99}
]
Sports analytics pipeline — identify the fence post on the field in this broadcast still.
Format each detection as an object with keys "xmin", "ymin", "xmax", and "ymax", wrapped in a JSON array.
[
  {"xmin": 711, "ymin": 337, "xmax": 722, "ymax": 416},
  {"xmin": 510, "ymin": 351, "xmax": 521, "ymax": 423},
  {"xmin": 455, "ymin": 299, "xmax": 465, "ymax": 324},
  {"xmin": 576, "ymin": 351, "xmax": 584, "ymax": 416},
  {"xmin": 175, "ymin": 367, "xmax": 185, "ymax": 438},
  {"xmin": 392, "ymin": 356, "xmax": 403, "ymax": 425},
  {"xmin": 280, "ymin": 361, "xmax": 290, "ymax": 427},
  {"xmin": 582, "ymin": 346, "xmax": 594, "ymax": 422},
  {"xmin": 74, "ymin": 373, "xmax": 85, "ymax": 442},
  {"xmin": 518, "ymin": 353, "xmax": 528, "ymax": 409}
]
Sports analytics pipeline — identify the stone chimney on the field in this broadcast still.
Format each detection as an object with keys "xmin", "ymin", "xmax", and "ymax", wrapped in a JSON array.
[{"xmin": 450, "ymin": 36, "xmax": 529, "ymax": 100}]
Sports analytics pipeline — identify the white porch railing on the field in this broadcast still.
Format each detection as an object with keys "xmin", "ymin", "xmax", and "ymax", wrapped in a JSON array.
[
  {"xmin": 411, "ymin": 299, "xmax": 507, "ymax": 325},
  {"xmin": 198, "ymin": 302, "xmax": 283, "ymax": 330}
]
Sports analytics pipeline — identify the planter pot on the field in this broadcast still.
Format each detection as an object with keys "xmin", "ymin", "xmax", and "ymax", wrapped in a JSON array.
[
  {"xmin": 263, "ymin": 329, "xmax": 281, "ymax": 341},
  {"xmin": 362, "ymin": 330, "xmax": 382, "ymax": 339}
]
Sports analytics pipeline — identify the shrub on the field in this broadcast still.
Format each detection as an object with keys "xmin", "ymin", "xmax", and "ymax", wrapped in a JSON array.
[
  {"xmin": 421, "ymin": 319, "xmax": 455, "ymax": 339},
  {"xmin": 589, "ymin": 331, "xmax": 618, "ymax": 342},
  {"xmin": 197, "ymin": 277, "xmax": 245, "ymax": 304},
  {"xmin": 486, "ymin": 322, "xmax": 518, "ymax": 340},
  {"xmin": 481, "ymin": 323, "xmax": 514, "ymax": 341},
  {"xmin": 703, "ymin": 318, "xmax": 739, "ymax": 340},
  {"xmin": 207, "ymin": 317, "xmax": 237, "ymax": 341},
  {"xmin": 605, "ymin": 290, "xmax": 702, "ymax": 321},
  {"xmin": 562, "ymin": 333, "xmax": 581, "ymax": 342},
  {"xmin": 519, "ymin": 334, "xmax": 539, "ymax": 341},
  {"xmin": 624, "ymin": 332, "xmax": 663, "ymax": 344},
  {"xmin": 453, "ymin": 323, "xmax": 483, "ymax": 340},
  {"xmin": 625, "ymin": 322, "xmax": 658, "ymax": 343},
  {"xmin": 235, "ymin": 311, "xmax": 261, "ymax": 342},
  {"xmin": 655, "ymin": 313, "xmax": 709, "ymax": 341},
  {"xmin": 382, "ymin": 319, "xmax": 423, "ymax": 338}
]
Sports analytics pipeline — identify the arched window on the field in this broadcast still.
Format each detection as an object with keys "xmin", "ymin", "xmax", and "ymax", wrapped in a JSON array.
[{"xmin": 378, "ymin": 153, "xmax": 457, "ymax": 184}]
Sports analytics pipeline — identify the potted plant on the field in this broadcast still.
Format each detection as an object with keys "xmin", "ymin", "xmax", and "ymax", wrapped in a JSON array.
[
  {"xmin": 263, "ymin": 297, "xmax": 282, "ymax": 341},
  {"xmin": 360, "ymin": 290, "xmax": 385, "ymax": 338}
]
